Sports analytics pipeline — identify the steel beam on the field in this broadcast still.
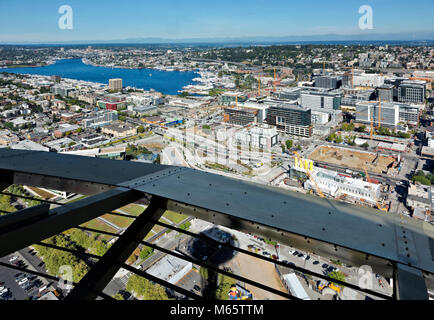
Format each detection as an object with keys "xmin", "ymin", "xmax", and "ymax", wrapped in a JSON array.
[
  {"xmin": 0, "ymin": 149, "xmax": 433, "ymax": 292},
  {"xmin": 0, "ymin": 203, "xmax": 50, "ymax": 232},
  {"xmin": 65, "ymin": 196, "xmax": 167, "ymax": 300},
  {"xmin": 395, "ymin": 263, "xmax": 429, "ymax": 300},
  {"xmin": 0, "ymin": 187, "xmax": 145, "ymax": 257}
]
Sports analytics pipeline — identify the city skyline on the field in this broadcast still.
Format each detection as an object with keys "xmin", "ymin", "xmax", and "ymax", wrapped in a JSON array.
[{"xmin": 1, "ymin": 0, "xmax": 434, "ymax": 43}]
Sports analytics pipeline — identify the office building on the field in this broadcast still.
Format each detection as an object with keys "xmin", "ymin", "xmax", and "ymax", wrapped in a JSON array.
[
  {"xmin": 224, "ymin": 108, "xmax": 258, "ymax": 126},
  {"xmin": 353, "ymin": 73, "xmax": 385, "ymax": 88},
  {"xmin": 51, "ymin": 85, "xmax": 73, "ymax": 97},
  {"xmin": 82, "ymin": 110, "xmax": 118, "ymax": 129},
  {"xmin": 266, "ymin": 104, "xmax": 312, "ymax": 137},
  {"xmin": 101, "ymin": 122, "xmax": 137, "ymax": 138},
  {"xmin": 355, "ymin": 102, "xmax": 399, "ymax": 129},
  {"xmin": 311, "ymin": 110, "xmax": 329, "ymax": 125},
  {"xmin": 234, "ymin": 124, "xmax": 279, "ymax": 150},
  {"xmin": 398, "ymin": 80, "xmax": 426, "ymax": 104},
  {"xmin": 300, "ymin": 90, "xmax": 341, "ymax": 112},
  {"xmin": 377, "ymin": 84, "xmax": 394, "ymax": 102},
  {"xmin": 109, "ymin": 79, "xmax": 123, "ymax": 92},
  {"xmin": 219, "ymin": 92, "xmax": 248, "ymax": 106},
  {"xmin": 314, "ymin": 76, "xmax": 341, "ymax": 89},
  {"xmin": 277, "ymin": 87, "xmax": 301, "ymax": 101}
]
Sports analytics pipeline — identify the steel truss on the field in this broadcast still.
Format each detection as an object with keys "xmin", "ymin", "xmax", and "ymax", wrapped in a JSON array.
[{"xmin": 0, "ymin": 149, "xmax": 433, "ymax": 300}]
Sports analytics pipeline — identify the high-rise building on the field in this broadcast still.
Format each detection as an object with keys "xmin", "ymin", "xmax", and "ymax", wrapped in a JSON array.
[
  {"xmin": 234, "ymin": 124, "xmax": 279, "ymax": 150},
  {"xmin": 377, "ymin": 84, "xmax": 394, "ymax": 102},
  {"xmin": 314, "ymin": 76, "xmax": 341, "ymax": 89},
  {"xmin": 82, "ymin": 110, "xmax": 119, "ymax": 129},
  {"xmin": 300, "ymin": 90, "xmax": 341, "ymax": 112},
  {"xmin": 266, "ymin": 104, "xmax": 312, "ymax": 137},
  {"xmin": 398, "ymin": 80, "xmax": 426, "ymax": 104},
  {"xmin": 109, "ymin": 78, "xmax": 123, "ymax": 92},
  {"xmin": 353, "ymin": 74, "xmax": 385, "ymax": 88},
  {"xmin": 355, "ymin": 102, "xmax": 399, "ymax": 129},
  {"xmin": 224, "ymin": 108, "xmax": 258, "ymax": 126}
]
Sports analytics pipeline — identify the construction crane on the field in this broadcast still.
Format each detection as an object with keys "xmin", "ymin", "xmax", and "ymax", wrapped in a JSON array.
[
  {"xmin": 258, "ymin": 76, "xmax": 261, "ymax": 96},
  {"xmin": 293, "ymin": 151, "xmax": 325, "ymax": 199},
  {"xmin": 363, "ymin": 165, "xmax": 388, "ymax": 212}
]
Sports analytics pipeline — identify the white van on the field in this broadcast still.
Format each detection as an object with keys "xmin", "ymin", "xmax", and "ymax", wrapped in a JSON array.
[{"xmin": 18, "ymin": 278, "xmax": 28, "ymax": 286}]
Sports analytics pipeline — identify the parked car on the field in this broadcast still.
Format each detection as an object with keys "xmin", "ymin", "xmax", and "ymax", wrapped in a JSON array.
[
  {"xmin": 297, "ymin": 253, "xmax": 304, "ymax": 258},
  {"xmin": 9, "ymin": 256, "xmax": 18, "ymax": 262},
  {"xmin": 322, "ymin": 263, "xmax": 329, "ymax": 269},
  {"xmin": 313, "ymin": 260, "xmax": 320, "ymax": 265},
  {"xmin": 271, "ymin": 254, "xmax": 278, "ymax": 260},
  {"xmin": 193, "ymin": 285, "xmax": 201, "ymax": 292},
  {"xmin": 18, "ymin": 278, "xmax": 28, "ymax": 286},
  {"xmin": 292, "ymin": 251, "xmax": 299, "ymax": 256},
  {"xmin": 305, "ymin": 255, "xmax": 310, "ymax": 261}
]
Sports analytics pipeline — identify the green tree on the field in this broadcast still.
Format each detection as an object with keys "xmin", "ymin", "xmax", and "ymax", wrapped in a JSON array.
[
  {"xmin": 139, "ymin": 246, "xmax": 154, "ymax": 260},
  {"xmin": 285, "ymin": 140, "xmax": 293, "ymax": 149},
  {"xmin": 126, "ymin": 274, "xmax": 169, "ymax": 300},
  {"xmin": 114, "ymin": 293, "xmax": 125, "ymax": 300},
  {"xmin": 137, "ymin": 126, "xmax": 145, "ymax": 133},
  {"xmin": 328, "ymin": 271, "xmax": 346, "ymax": 287}
]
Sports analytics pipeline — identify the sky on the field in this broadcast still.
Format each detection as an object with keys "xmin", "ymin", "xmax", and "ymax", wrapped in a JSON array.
[{"xmin": 0, "ymin": 0, "xmax": 433, "ymax": 43}]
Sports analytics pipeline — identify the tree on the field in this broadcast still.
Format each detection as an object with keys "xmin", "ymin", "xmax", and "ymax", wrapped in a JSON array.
[
  {"xmin": 126, "ymin": 274, "xmax": 169, "ymax": 300},
  {"xmin": 335, "ymin": 135, "xmax": 343, "ymax": 144},
  {"xmin": 139, "ymin": 246, "xmax": 154, "ymax": 260},
  {"xmin": 356, "ymin": 125, "xmax": 366, "ymax": 133},
  {"xmin": 137, "ymin": 126, "xmax": 145, "ymax": 133},
  {"xmin": 114, "ymin": 293, "xmax": 125, "ymax": 300},
  {"xmin": 285, "ymin": 140, "xmax": 293, "ymax": 149},
  {"xmin": 328, "ymin": 271, "xmax": 346, "ymax": 287}
]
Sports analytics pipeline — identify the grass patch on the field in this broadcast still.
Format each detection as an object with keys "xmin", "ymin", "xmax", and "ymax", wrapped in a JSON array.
[
  {"xmin": 160, "ymin": 211, "xmax": 188, "ymax": 225},
  {"xmin": 119, "ymin": 204, "xmax": 145, "ymax": 216},
  {"xmin": 81, "ymin": 218, "xmax": 118, "ymax": 241},
  {"xmin": 101, "ymin": 213, "xmax": 134, "ymax": 229}
]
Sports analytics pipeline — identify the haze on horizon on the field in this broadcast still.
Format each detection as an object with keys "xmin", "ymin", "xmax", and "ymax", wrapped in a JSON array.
[{"xmin": 0, "ymin": 0, "xmax": 433, "ymax": 44}]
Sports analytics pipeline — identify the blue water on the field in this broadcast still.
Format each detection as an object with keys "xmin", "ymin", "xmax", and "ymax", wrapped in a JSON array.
[{"xmin": 2, "ymin": 59, "xmax": 199, "ymax": 95}]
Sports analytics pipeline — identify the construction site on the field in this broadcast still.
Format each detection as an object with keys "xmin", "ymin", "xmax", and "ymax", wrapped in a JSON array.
[{"xmin": 308, "ymin": 146, "xmax": 397, "ymax": 174}]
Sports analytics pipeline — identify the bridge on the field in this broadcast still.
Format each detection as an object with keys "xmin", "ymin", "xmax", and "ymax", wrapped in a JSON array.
[{"xmin": 0, "ymin": 149, "xmax": 433, "ymax": 300}]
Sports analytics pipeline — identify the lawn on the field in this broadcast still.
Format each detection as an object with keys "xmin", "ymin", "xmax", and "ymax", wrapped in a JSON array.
[
  {"xmin": 160, "ymin": 210, "xmax": 188, "ymax": 225},
  {"xmin": 118, "ymin": 204, "xmax": 145, "ymax": 216},
  {"xmin": 81, "ymin": 218, "xmax": 118, "ymax": 241},
  {"xmin": 101, "ymin": 213, "xmax": 134, "ymax": 229}
]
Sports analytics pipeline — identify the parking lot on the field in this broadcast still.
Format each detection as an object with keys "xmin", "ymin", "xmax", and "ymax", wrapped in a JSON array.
[{"xmin": 0, "ymin": 251, "xmax": 51, "ymax": 300}]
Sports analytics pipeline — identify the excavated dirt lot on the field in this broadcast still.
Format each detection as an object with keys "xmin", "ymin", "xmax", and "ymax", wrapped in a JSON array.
[{"xmin": 309, "ymin": 146, "xmax": 395, "ymax": 174}]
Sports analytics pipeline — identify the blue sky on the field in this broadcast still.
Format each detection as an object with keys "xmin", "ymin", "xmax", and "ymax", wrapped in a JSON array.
[{"xmin": 0, "ymin": 0, "xmax": 433, "ymax": 42}]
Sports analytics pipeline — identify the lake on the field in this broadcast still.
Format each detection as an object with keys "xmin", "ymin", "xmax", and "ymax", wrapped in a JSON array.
[{"xmin": 2, "ymin": 59, "xmax": 199, "ymax": 95}]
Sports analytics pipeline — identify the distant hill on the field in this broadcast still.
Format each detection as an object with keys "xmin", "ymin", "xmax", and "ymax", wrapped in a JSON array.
[{"xmin": 2, "ymin": 32, "xmax": 434, "ymax": 45}]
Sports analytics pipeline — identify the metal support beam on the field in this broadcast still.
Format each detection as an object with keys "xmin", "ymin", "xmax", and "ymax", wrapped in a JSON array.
[
  {"xmin": 65, "ymin": 196, "xmax": 167, "ymax": 300},
  {"xmin": 395, "ymin": 263, "xmax": 429, "ymax": 300},
  {"xmin": 0, "ymin": 187, "xmax": 145, "ymax": 258},
  {"xmin": 0, "ymin": 169, "xmax": 13, "ymax": 191},
  {"xmin": 0, "ymin": 203, "xmax": 50, "ymax": 232}
]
